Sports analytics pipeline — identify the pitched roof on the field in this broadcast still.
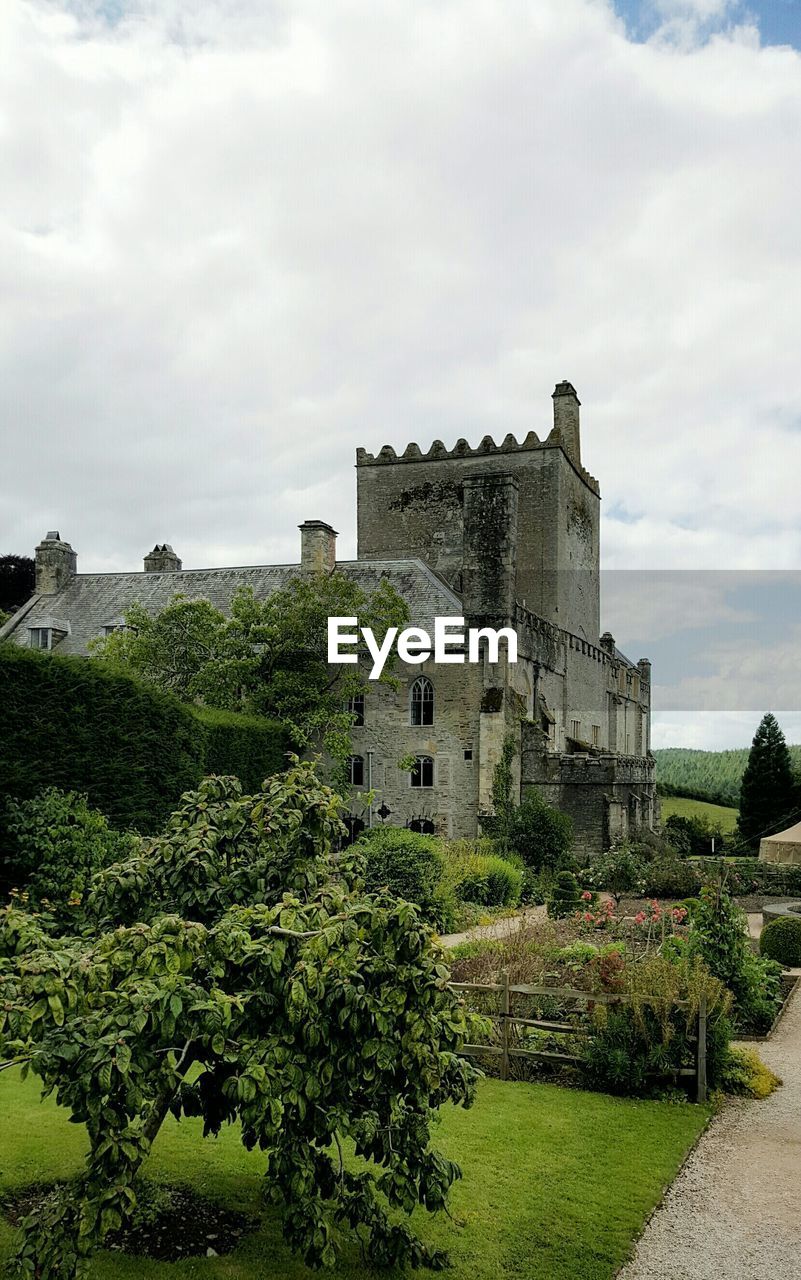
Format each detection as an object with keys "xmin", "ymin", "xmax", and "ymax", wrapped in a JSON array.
[{"xmin": 0, "ymin": 559, "xmax": 462, "ymax": 657}]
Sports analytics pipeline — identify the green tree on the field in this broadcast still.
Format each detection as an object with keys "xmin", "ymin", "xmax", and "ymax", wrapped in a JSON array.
[
  {"xmin": 92, "ymin": 573, "xmax": 408, "ymax": 765},
  {"xmin": 489, "ymin": 734, "xmax": 516, "ymax": 853},
  {"xmin": 0, "ymin": 554, "xmax": 35, "ymax": 614},
  {"xmin": 507, "ymin": 791, "xmax": 574, "ymax": 871},
  {"xmin": 738, "ymin": 713, "xmax": 798, "ymax": 847},
  {"xmin": 0, "ymin": 763, "xmax": 476, "ymax": 1280}
]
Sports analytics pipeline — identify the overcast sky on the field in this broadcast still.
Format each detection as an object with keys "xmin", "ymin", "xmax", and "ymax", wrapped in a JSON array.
[{"xmin": 2, "ymin": 0, "xmax": 800, "ymax": 748}]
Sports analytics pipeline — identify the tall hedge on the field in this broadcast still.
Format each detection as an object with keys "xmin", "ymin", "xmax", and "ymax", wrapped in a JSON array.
[{"xmin": 0, "ymin": 645, "xmax": 289, "ymax": 841}]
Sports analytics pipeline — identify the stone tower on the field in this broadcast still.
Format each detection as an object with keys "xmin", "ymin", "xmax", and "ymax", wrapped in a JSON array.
[{"xmin": 356, "ymin": 383, "xmax": 601, "ymax": 639}]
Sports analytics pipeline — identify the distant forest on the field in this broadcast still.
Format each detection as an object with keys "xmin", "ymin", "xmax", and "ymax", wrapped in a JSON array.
[{"xmin": 654, "ymin": 745, "xmax": 801, "ymax": 809}]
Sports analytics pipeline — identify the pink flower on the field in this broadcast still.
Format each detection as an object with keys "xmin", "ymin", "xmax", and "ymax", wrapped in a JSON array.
[
  {"xmin": 634, "ymin": 911, "xmax": 646, "ymax": 925},
  {"xmin": 584, "ymin": 912, "xmax": 594, "ymax": 923},
  {"xmin": 581, "ymin": 890, "xmax": 593, "ymax": 901}
]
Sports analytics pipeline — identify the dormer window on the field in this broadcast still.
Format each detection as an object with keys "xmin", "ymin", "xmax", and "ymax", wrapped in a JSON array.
[{"xmin": 28, "ymin": 617, "xmax": 70, "ymax": 650}]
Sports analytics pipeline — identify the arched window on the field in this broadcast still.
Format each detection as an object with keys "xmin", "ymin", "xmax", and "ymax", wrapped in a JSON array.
[
  {"xmin": 409, "ymin": 818, "xmax": 436, "ymax": 834},
  {"xmin": 410, "ymin": 676, "xmax": 434, "ymax": 726},
  {"xmin": 346, "ymin": 692, "xmax": 365, "ymax": 727},
  {"xmin": 348, "ymin": 755, "xmax": 365, "ymax": 786},
  {"xmin": 410, "ymin": 756, "xmax": 434, "ymax": 788}
]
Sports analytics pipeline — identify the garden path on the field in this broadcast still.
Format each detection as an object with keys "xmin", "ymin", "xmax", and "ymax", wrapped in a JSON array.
[
  {"xmin": 438, "ymin": 906, "xmax": 547, "ymax": 950},
  {"xmin": 617, "ymin": 981, "xmax": 801, "ymax": 1280}
]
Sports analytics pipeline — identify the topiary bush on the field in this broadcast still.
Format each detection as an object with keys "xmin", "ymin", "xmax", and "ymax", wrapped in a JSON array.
[
  {"xmin": 760, "ymin": 916, "xmax": 801, "ymax": 968},
  {"xmin": 356, "ymin": 827, "xmax": 445, "ymax": 922},
  {"xmin": 547, "ymin": 870, "xmax": 581, "ymax": 919},
  {"xmin": 4, "ymin": 789, "xmax": 138, "ymax": 916}
]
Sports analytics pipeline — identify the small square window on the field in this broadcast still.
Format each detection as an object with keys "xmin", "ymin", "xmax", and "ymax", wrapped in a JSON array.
[
  {"xmin": 29, "ymin": 628, "xmax": 51, "ymax": 650},
  {"xmin": 464, "ymin": 749, "xmax": 473, "ymax": 761}
]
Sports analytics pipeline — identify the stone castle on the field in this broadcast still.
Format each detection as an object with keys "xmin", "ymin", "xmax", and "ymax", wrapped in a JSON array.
[{"xmin": 2, "ymin": 381, "xmax": 657, "ymax": 854}]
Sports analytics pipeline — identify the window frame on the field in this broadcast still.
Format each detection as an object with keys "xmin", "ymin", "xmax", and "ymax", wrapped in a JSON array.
[
  {"xmin": 410, "ymin": 755, "xmax": 435, "ymax": 789},
  {"xmin": 29, "ymin": 627, "xmax": 52, "ymax": 650},
  {"xmin": 410, "ymin": 676, "xmax": 434, "ymax": 727},
  {"xmin": 347, "ymin": 754, "xmax": 365, "ymax": 787}
]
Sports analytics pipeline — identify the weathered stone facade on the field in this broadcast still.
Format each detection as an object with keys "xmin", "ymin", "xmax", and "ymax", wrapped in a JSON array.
[{"xmin": 1, "ymin": 382, "xmax": 657, "ymax": 854}]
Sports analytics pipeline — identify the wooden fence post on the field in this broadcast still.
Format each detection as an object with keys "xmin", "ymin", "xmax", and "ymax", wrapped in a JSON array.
[
  {"xmin": 500, "ymin": 969, "xmax": 510, "ymax": 1082},
  {"xmin": 696, "ymin": 992, "xmax": 707, "ymax": 1104}
]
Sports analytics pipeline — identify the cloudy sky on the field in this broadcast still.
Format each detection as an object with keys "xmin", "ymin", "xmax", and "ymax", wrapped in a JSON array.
[{"xmin": 2, "ymin": 0, "xmax": 800, "ymax": 746}]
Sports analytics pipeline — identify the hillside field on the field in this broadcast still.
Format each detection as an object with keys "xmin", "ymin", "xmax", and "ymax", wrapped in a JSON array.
[
  {"xmin": 654, "ymin": 744, "xmax": 801, "ymax": 809},
  {"xmin": 659, "ymin": 793, "xmax": 739, "ymax": 833}
]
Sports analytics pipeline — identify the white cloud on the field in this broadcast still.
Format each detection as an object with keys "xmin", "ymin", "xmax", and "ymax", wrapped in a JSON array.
[{"xmin": 1, "ymin": 0, "xmax": 800, "ymax": 582}]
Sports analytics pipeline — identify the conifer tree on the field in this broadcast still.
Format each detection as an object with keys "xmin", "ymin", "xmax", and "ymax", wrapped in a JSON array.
[{"xmin": 738, "ymin": 713, "xmax": 797, "ymax": 847}]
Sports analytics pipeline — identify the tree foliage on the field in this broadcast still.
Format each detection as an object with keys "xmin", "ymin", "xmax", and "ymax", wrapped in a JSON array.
[
  {"xmin": 0, "ymin": 762, "xmax": 476, "ymax": 1279},
  {"xmin": 655, "ymin": 743, "xmax": 801, "ymax": 810},
  {"xmin": 92, "ymin": 574, "xmax": 409, "ymax": 763},
  {"xmin": 0, "ymin": 554, "xmax": 35, "ymax": 613},
  {"xmin": 738, "ymin": 713, "xmax": 799, "ymax": 847},
  {"xmin": 507, "ymin": 791, "xmax": 574, "ymax": 871}
]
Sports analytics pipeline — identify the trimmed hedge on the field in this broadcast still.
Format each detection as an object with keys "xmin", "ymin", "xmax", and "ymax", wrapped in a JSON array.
[
  {"xmin": 452, "ymin": 854, "xmax": 522, "ymax": 907},
  {"xmin": 357, "ymin": 827, "xmax": 445, "ymax": 922},
  {"xmin": 0, "ymin": 645, "xmax": 289, "ymax": 845},
  {"xmin": 760, "ymin": 916, "xmax": 801, "ymax": 968}
]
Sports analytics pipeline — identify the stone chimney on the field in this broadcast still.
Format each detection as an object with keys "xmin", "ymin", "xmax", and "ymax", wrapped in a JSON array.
[
  {"xmin": 299, "ymin": 520, "xmax": 337, "ymax": 573},
  {"xmin": 35, "ymin": 532, "xmax": 77, "ymax": 594},
  {"xmin": 551, "ymin": 380, "xmax": 581, "ymax": 465},
  {"xmin": 144, "ymin": 543, "xmax": 182, "ymax": 573},
  {"xmin": 600, "ymin": 631, "xmax": 615, "ymax": 655},
  {"xmin": 637, "ymin": 658, "xmax": 651, "ymax": 684},
  {"xmin": 461, "ymin": 474, "xmax": 519, "ymax": 619}
]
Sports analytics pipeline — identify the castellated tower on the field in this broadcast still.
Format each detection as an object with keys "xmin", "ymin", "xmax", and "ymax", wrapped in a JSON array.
[{"xmin": 356, "ymin": 382, "xmax": 601, "ymax": 641}]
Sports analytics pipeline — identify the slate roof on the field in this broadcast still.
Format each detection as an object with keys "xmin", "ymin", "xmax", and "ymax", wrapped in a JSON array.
[{"xmin": 0, "ymin": 559, "xmax": 462, "ymax": 657}]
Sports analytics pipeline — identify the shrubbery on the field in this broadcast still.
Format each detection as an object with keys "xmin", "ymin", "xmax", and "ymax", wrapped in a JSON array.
[
  {"xmin": 452, "ymin": 854, "xmax": 522, "ymax": 908},
  {"xmin": 4, "ymin": 789, "xmax": 137, "ymax": 916},
  {"xmin": 0, "ymin": 646, "xmax": 288, "ymax": 858},
  {"xmin": 640, "ymin": 856, "xmax": 701, "ymax": 900},
  {"xmin": 760, "ymin": 916, "xmax": 801, "ymax": 968},
  {"xmin": 688, "ymin": 885, "xmax": 783, "ymax": 1033},
  {"xmin": 357, "ymin": 827, "xmax": 445, "ymax": 923},
  {"xmin": 507, "ymin": 792, "xmax": 573, "ymax": 871}
]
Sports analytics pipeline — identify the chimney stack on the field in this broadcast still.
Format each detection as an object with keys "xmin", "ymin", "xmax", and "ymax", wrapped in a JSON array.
[
  {"xmin": 551, "ymin": 381, "xmax": 581, "ymax": 465},
  {"xmin": 144, "ymin": 544, "xmax": 182, "ymax": 573},
  {"xmin": 35, "ymin": 532, "xmax": 77, "ymax": 594},
  {"xmin": 600, "ymin": 631, "xmax": 615, "ymax": 655},
  {"xmin": 299, "ymin": 520, "xmax": 337, "ymax": 573}
]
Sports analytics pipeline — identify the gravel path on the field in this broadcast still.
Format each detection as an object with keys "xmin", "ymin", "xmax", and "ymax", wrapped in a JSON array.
[
  {"xmin": 438, "ymin": 906, "xmax": 546, "ymax": 949},
  {"xmin": 618, "ymin": 982, "xmax": 801, "ymax": 1280}
]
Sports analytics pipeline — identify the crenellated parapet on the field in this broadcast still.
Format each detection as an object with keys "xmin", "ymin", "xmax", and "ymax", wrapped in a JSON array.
[{"xmin": 356, "ymin": 428, "xmax": 599, "ymax": 493}]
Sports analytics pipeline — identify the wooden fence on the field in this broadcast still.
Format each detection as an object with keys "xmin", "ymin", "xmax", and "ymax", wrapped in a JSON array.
[{"xmin": 450, "ymin": 972, "xmax": 708, "ymax": 1102}]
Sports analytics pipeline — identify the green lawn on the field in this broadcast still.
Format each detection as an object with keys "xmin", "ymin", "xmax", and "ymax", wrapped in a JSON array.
[
  {"xmin": 660, "ymin": 794, "xmax": 739, "ymax": 833},
  {"xmin": 0, "ymin": 1069, "xmax": 708, "ymax": 1280}
]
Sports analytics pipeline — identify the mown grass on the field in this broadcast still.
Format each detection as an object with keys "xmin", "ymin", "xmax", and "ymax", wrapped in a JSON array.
[
  {"xmin": 660, "ymin": 793, "xmax": 739, "ymax": 833},
  {"xmin": 0, "ymin": 1068, "xmax": 709, "ymax": 1280}
]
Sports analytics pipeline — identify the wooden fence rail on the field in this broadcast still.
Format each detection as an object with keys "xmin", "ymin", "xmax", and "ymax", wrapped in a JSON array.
[{"xmin": 450, "ymin": 971, "xmax": 708, "ymax": 1102}]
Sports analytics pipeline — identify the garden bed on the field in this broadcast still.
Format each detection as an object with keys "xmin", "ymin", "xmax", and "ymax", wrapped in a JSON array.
[{"xmin": 2, "ymin": 1181, "xmax": 256, "ymax": 1261}]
